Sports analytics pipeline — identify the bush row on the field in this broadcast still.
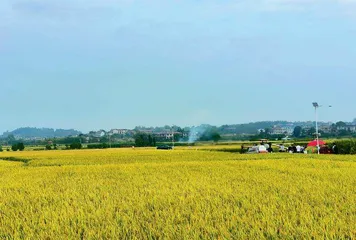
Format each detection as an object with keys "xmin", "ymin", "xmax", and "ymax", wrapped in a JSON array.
[
  {"xmin": 157, "ymin": 142, "xmax": 196, "ymax": 147},
  {"xmin": 330, "ymin": 139, "xmax": 356, "ymax": 154},
  {"xmin": 87, "ymin": 143, "xmax": 133, "ymax": 149}
]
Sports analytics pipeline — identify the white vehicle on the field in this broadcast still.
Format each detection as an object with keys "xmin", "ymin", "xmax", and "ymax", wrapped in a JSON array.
[{"xmin": 247, "ymin": 145, "xmax": 268, "ymax": 154}]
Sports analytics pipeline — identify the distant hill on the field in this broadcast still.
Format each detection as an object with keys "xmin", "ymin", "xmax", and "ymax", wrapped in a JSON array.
[
  {"xmin": 1, "ymin": 127, "xmax": 82, "ymax": 139},
  {"xmin": 217, "ymin": 121, "xmax": 315, "ymax": 135},
  {"xmin": 134, "ymin": 121, "xmax": 319, "ymax": 135}
]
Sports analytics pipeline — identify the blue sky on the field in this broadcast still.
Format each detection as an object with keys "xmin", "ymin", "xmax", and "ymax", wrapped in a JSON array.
[{"xmin": 1, "ymin": 0, "xmax": 356, "ymax": 133}]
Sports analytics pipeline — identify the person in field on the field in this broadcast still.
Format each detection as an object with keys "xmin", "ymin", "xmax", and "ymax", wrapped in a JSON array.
[
  {"xmin": 258, "ymin": 143, "xmax": 268, "ymax": 153},
  {"xmin": 264, "ymin": 142, "xmax": 270, "ymax": 150},
  {"xmin": 300, "ymin": 146, "xmax": 305, "ymax": 153},
  {"xmin": 332, "ymin": 143, "xmax": 339, "ymax": 154},
  {"xmin": 296, "ymin": 145, "xmax": 301, "ymax": 153},
  {"xmin": 292, "ymin": 145, "xmax": 297, "ymax": 153},
  {"xmin": 288, "ymin": 146, "xmax": 293, "ymax": 153},
  {"xmin": 279, "ymin": 144, "xmax": 285, "ymax": 152},
  {"xmin": 240, "ymin": 145, "xmax": 245, "ymax": 154}
]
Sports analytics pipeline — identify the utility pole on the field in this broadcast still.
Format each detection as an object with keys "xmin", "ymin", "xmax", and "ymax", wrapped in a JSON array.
[
  {"xmin": 312, "ymin": 102, "xmax": 332, "ymax": 155},
  {"xmin": 313, "ymin": 102, "xmax": 320, "ymax": 155},
  {"xmin": 172, "ymin": 126, "xmax": 175, "ymax": 149}
]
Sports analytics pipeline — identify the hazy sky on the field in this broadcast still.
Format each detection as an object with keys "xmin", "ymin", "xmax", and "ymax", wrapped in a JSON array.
[{"xmin": 1, "ymin": 0, "xmax": 356, "ymax": 133}]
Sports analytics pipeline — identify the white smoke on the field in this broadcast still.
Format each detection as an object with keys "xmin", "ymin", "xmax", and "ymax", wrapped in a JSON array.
[{"xmin": 188, "ymin": 125, "xmax": 209, "ymax": 143}]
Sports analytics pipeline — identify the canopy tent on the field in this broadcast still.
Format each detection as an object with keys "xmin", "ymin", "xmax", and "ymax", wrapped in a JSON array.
[{"xmin": 307, "ymin": 139, "xmax": 326, "ymax": 147}]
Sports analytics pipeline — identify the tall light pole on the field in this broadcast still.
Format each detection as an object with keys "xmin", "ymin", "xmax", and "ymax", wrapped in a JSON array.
[
  {"xmin": 312, "ymin": 103, "xmax": 332, "ymax": 155},
  {"xmin": 171, "ymin": 125, "xmax": 175, "ymax": 149},
  {"xmin": 312, "ymin": 102, "xmax": 320, "ymax": 154}
]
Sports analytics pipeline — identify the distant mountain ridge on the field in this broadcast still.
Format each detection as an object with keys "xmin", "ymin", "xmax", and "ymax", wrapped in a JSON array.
[
  {"xmin": 1, "ymin": 119, "xmax": 353, "ymax": 140},
  {"xmin": 1, "ymin": 127, "xmax": 82, "ymax": 139}
]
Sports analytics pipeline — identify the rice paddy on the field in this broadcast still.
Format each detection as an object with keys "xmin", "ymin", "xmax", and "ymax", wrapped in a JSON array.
[{"xmin": 0, "ymin": 148, "xmax": 355, "ymax": 239}]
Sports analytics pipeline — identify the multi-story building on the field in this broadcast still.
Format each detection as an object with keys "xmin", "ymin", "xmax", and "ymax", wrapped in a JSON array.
[
  {"xmin": 319, "ymin": 125, "xmax": 332, "ymax": 133},
  {"xmin": 109, "ymin": 129, "xmax": 130, "ymax": 135},
  {"xmin": 153, "ymin": 131, "xmax": 185, "ymax": 140},
  {"xmin": 270, "ymin": 126, "xmax": 293, "ymax": 135},
  {"xmin": 337, "ymin": 125, "xmax": 356, "ymax": 133}
]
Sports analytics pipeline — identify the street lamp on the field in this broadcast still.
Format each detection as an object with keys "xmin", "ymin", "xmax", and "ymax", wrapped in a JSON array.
[
  {"xmin": 312, "ymin": 102, "xmax": 332, "ymax": 155},
  {"xmin": 312, "ymin": 102, "xmax": 320, "ymax": 154}
]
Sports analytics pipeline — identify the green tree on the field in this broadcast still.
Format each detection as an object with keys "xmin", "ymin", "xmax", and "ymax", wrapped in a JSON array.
[
  {"xmin": 6, "ymin": 134, "xmax": 16, "ymax": 145},
  {"xmin": 335, "ymin": 122, "xmax": 350, "ymax": 136},
  {"xmin": 17, "ymin": 143, "xmax": 25, "ymax": 151},
  {"xmin": 134, "ymin": 133, "xmax": 155, "ymax": 147},
  {"xmin": 46, "ymin": 145, "xmax": 52, "ymax": 150},
  {"xmin": 307, "ymin": 127, "xmax": 316, "ymax": 137},
  {"xmin": 176, "ymin": 127, "xmax": 184, "ymax": 133},
  {"xmin": 199, "ymin": 130, "xmax": 221, "ymax": 142},
  {"xmin": 134, "ymin": 133, "xmax": 146, "ymax": 147},
  {"xmin": 336, "ymin": 121, "xmax": 347, "ymax": 127},
  {"xmin": 173, "ymin": 133, "xmax": 181, "ymax": 142},
  {"xmin": 70, "ymin": 142, "xmax": 82, "ymax": 149},
  {"xmin": 338, "ymin": 129, "xmax": 350, "ymax": 136},
  {"xmin": 293, "ymin": 126, "xmax": 302, "ymax": 138},
  {"xmin": 264, "ymin": 128, "xmax": 271, "ymax": 135},
  {"xmin": 330, "ymin": 124, "xmax": 337, "ymax": 134},
  {"xmin": 11, "ymin": 144, "xmax": 18, "ymax": 151},
  {"xmin": 148, "ymin": 134, "xmax": 153, "ymax": 146},
  {"xmin": 211, "ymin": 132, "xmax": 221, "ymax": 143},
  {"xmin": 100, "ymin": 136, "xmax": 109, "ymax": 143},
  {"xmin": 0, "ymin": 146, "xmax": 3, "ymax": 152}
]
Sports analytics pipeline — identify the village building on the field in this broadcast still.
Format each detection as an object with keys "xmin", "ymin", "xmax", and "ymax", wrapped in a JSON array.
[
  {"xmin": 108, "ymin": 129, "xmax": 130, "ymax": 135},
  {"xmin": 337, "ymin": 125, "xmax": 356, "ymax": 133},
  {"xmin": 270, "ymin": 126, "xmax": 293, "ymax": 135}
]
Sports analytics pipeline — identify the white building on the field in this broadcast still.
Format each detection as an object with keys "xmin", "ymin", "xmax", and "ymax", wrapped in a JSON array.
[
  {"xmin": 337, "ymin": 125, "xmax": 356, "ymax": 133},
  {"xmin": 109, "ymin": 129, "xmax": 130, "ymax": 135},
  {"xmin": 271, "ymin": 126, "xmax": 293, "ymax": 135},
  {"xmin": 257, "ymin": 129, "xmax": 265, "ymax": 134}
]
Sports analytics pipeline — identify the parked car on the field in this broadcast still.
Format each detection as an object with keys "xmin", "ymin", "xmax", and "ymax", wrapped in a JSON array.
[{"xmin": 157, "ymin": 145, "xmax": 173, "ymax": 150}]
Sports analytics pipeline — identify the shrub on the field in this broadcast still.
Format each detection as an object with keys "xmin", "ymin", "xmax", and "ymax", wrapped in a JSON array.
[
  {"xmin": 87, "ymin": 143, "xmax": 134, "ymax": 149},
  {"xmin": 70, "ymin": 142, "xmax": 82, "ymax": 150},
  {"xmin": 17, "ymin": 143, "xmax": 25, "ymax": 151},
  {"xmin": 45, "ymin": 145, "xmax": 52, "ymax": 150},
  {"xmin": 0, "ymin": 146, "xmax": 2, "ymax": 152},
  {"xmin": 33, "ymin": 148, "xmax": 45, "ymax": 151},
  {"xmin": 12, "ymin": 143, "xmax": 25, "ymax": 151},
  {"xmin": 331, "ymin": 139, "xmax": 356, "ymax": 154},
  {"xmin": 11, "ymin": 144, "xmax": 18, "ymax": 151}
]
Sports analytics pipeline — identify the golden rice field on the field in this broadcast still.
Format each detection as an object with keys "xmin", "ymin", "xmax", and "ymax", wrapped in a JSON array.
[{"xmin": 0, "ymin": 148, "xmax": 355, "ymax": 239}]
